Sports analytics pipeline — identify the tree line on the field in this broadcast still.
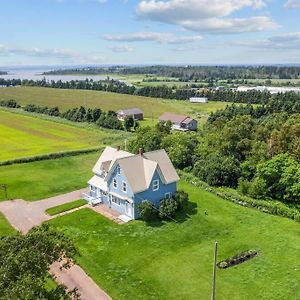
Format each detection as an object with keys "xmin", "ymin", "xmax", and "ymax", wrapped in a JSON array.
[
  {"xmin": 2, "ymin": 77, "xmax": 300, "ymax": 105},
  {"xmin": 0, "ymin": 99, "xmax": 137, "ymax": 131},
  {"xmin": 43, "ymin": 65, "xmax": 300, "ymax": 80}
]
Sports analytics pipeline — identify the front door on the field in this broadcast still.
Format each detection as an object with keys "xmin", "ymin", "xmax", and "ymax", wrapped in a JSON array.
[{"xmin": 125, "ymin": 202, "xmax": 132, "ymax": 218}]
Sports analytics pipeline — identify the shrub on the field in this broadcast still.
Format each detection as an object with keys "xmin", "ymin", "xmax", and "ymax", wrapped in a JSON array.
[
  {"xmin": 174, "ymin": 190, "xmax": 189, "ymax": 209},
  {"xmin": 139, "ymin": 200, "xmax": 157, "ymax": 221},
  {"xmin": 159, "ymin": 198, "xmax": 178, "ymax": 219},
  {"xmin": 0, "ymin": 99, "xmax": 20, "ymax": 108}
]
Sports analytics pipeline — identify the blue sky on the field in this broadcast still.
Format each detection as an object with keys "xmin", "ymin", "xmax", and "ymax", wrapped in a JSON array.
[{"xmin": 0, "ymin": 0, "xmax": 300, "ymax": 66}]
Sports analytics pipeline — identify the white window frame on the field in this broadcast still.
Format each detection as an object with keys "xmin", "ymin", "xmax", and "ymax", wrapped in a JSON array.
[
  {"xmin": 117, "ymin": 166, "xmax": 121, "ymax": 175},
  {"xmin": 153, "ymin": 179, "xmax": 159, "ymax": 191},
  {"xmin": 165, "ymin": 192, "xmax": 171, "ymax": 199},
  {"xmin": 90, "ymin": 185, "xmax": 96, "ymax": 191},
  {"xmin": 113, "ymin": 178, "xmax": 118, "ymax": 189},
  {"xmin": 122, "ymin": 181, "xmax": 127, "ymax": 193},
  {"xmin": 111, "ymin": 195, "xmax": 121, "ymax": 206}
]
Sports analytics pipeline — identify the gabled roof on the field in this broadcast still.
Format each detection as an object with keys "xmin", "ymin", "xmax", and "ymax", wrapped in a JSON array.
[
  {"xmin": 117, "ymin": 108, "xmax": 143, "ymax": 115},
  {"xmin": 143, "ymin": 149, "xmax": 180, "ymax": 184},
  {"xmin": 91, "ymin": 146, "xmax": 179, "ymax": 194},
  {"xmin": 159, "ymin": 112, "xmax": 196, "ymax": 125},
  {"xmin": 92, "ymin": 146, "xmax": 134, "ymax": 176}
]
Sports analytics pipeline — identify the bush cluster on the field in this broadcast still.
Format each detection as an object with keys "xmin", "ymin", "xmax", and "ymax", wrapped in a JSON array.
[
  {"xmin": 24, "ymin": 104, "xmax": 60, "ymax": 116},
  {"xmin": 0, "ymin": 99, "xmax": 20, "ymax": 108},
  {"xmin": 139, "ymin": 191, "xmax": 189, "ymax": 221}
]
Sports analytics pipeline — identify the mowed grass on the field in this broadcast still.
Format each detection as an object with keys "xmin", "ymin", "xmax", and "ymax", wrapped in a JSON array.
[
  {"xmin": 49, "ymin": 180, "xmax": 300, "ymax": 300},
  {"xmin": 0, "ymin": 109, "xmax": 119, "ymax": 161},
  {"xmin": 0, "ymin": 213, "xmax": 15, "ymax": 236},
  {"xmin": 0, "ymin": 152, "xmax": 98, "ymax": 201},
  {"xmin": 46, "ymin": 199, "xmax": 87, "ymax": 216},
  {"xmin": 0, "ymin": 87, "xmax": 229, "ymax": 122}
]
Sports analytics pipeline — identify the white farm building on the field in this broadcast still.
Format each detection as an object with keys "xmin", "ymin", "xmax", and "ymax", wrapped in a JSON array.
[{"xmin": 189, "ymin": 97, "xmax": 208, "ymax": 103}]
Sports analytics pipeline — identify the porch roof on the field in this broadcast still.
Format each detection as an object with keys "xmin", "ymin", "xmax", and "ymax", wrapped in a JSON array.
[
  {"xmin": 109, "ymin": 191, "xmax": 133, "ymax": 203},
  {"xmin": 88, "ymin": 175, "xmax": 108, "ymax": 192}
]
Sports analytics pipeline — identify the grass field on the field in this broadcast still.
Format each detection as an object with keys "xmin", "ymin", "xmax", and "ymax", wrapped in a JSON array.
[
  {"xmin": 0, "ymin": 213, "xmax": 15, "ymax": 236},
  {"xmin": 49, "ymin": 180, "xmax": 300, "ymax": 300},
  {"xmin": 0, "ymin": 87, "xmax": 229, "ymax": 123},
  {"xmin": 0, "ymin": 109, "xmax": 123, "ymax": 161},
  {"xmin": 0, "ymin": 152, "xmax": 98, "ymax": 201},
  {"xmin": 46, "ymin": 199, "xmax": 86, "ymax": 216}
]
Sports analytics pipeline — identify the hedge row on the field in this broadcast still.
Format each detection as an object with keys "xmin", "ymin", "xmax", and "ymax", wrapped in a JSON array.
[
  {"xmin": 179, "ymin": 171, "xmax": 300, "ymax": 223},
  {"xmin": 0, "ymin": 147, "xmax": 102, "ymax": 166}
]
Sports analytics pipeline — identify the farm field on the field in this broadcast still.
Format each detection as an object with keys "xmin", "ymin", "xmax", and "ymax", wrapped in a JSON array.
[
  {"xmin": 0, "ymin": 152, "xmax": 98, "ymax": 201},
  {"xmin": 0, "ymin": 109, "xmax": 121, "ymax": 161},
  {"xmin": 0, "ymin": 86, "xmax": 230, "ymax": 122},
  {"xmin": 49, "ymin": 180, "xmax": 300, "ymax": 300}
]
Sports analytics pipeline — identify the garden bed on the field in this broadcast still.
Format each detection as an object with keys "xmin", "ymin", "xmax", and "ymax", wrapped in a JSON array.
[{"xmin": 217, "ymin": 250, "xmax": 258, "ymax": 269}]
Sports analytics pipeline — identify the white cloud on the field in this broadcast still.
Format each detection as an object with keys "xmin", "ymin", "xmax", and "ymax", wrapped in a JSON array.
[
  {"xmin": 231, "ymin": 32, "xmax": 300, "ymax": 49},
  {"xmin": 136, "ymin": 0, "xmax": 277, "ymax": 34},
  {"xmin": 103, "ymin": 31, "xmax": 202, "ymax": 44},
  {"xmin": 285, "ymin": 0, "xmax": 300, "ymax": 8},
  {"xmin": 0, "ymin": 44, "xmax": 105, "ymax": 63},
  {"xmin": 108, "ymin": 44, "xmax": 134, "ymax": 52}
]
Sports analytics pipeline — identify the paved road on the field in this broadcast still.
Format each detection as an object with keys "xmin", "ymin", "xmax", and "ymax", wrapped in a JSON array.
[{"xmin": 0, "ymin": 188, "xmax": 87, "ymax": 233}]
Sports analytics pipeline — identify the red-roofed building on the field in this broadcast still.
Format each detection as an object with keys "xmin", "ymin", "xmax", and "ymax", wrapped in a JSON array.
[{"xmin": 159, "ymin": 112, "xmax": 197, "ymax": 131}]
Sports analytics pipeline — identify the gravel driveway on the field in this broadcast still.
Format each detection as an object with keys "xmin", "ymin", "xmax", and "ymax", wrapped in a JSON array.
[{"xmin": 0, "ymin": 188, "xmax": 87, "ymax": 233}]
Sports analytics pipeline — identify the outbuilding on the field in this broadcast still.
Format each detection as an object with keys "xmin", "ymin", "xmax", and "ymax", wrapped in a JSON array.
[
  {"xmin": 189, "ymin": 97, "xmax": 208, "ymax": 103},
  {"xmin": 117, "ymin": 108, "xmax": 144, "ymax": 121}
]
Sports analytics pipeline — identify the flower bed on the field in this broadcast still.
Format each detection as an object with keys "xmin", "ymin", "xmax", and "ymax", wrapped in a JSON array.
[{"xmin": 217, "ymin": 250, "xmax": 258, "ymax": 269}]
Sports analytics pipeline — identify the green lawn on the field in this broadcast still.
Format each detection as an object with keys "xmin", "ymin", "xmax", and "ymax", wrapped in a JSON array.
[
  {"xmin": 49, "ymin": 180, "xmax": 300, "ymax": 300},
  {"xmin": 0, "ymin": 87, "xmax": 229, "ymax": 123},
  {"xmin": 0, "ymin": 152, "xmax": 98, "ymax": 201},
  {"xmin": 0, "ymin": 109, "xmax": 123, "ymax": 162},
  {"xmin": 0, "ymin": 213, "xmax": 15, "ymax": 236},
  {"xmin": 46, "ymin": 199, "xmax": 87, "ymax": 216}
]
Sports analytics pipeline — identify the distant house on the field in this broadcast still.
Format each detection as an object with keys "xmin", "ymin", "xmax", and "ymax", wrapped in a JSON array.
[
  {"xmin": 117, "ymin": 108, "xmax": 144, "ymax": 121},
  {"xmin": 159, "ymin": 112, "xmax": 197, "ymax": 131},
  {"xmin": 189, "ymin": 97, "xmax": 208, "ymax": 103},
  {"xmin": 84, "ymin": 146, "xmax": 179, "ymax": 220}
]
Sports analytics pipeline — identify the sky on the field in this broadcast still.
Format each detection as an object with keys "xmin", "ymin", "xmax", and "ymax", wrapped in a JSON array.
[{"xmin": 0, "ymin": 0, "xmax": 300, "ymax": 66}]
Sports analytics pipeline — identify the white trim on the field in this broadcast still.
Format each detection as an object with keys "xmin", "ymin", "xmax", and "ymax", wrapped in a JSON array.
[
  {"xmin": 111, "ymin": 195, "xmax": 121, "ymax": 206},
  {"xmin": 122, "ymin": 181, "xmax": 127, "ymax": 193},
  {"xmin": 165, "ymin": 192, "xmax": 171, "ymax": 199},
  {"xmin": 113, "ymin": 178, "xmax": 118, "ymax": 189},
  {"xmin": 153, "ymin": 179, "xmax": 159, "ymax": 191}
]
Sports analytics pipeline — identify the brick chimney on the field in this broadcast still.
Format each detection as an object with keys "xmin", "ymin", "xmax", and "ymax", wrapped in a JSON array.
[
  {"xmin": 139, "ymin": 147, "xmax": 144, "ymax": 155},
  {"xmin": 116, "ymin": 145, "xmax": 120, "ymax": 151}
]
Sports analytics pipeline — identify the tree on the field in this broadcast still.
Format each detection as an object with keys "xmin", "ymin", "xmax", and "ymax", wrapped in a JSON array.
[
  {"xmin": 139, "ymin": 200, "xmax": 157, "ymax": 221},
  {"xmin": 0, "ymin": 224, "xmax": 77, "ymax": 299},
  {"xmin": 193, "ymin": 154, "xmax": 241, "ymax": 187},
  {"xmin": 159, "ymin": 198, "xmax": 178, "ymax": 219},
  {"xmin": 124, "ymin": 116, "xmax": 134, "ymax": 131}
]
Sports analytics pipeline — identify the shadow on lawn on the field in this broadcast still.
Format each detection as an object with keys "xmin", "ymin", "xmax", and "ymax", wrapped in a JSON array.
[{"xmin": 145, "ymin": 201, "xmax": 198, "ymax": 227}]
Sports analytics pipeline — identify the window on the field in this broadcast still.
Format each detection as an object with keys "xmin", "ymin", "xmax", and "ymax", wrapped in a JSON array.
[
  {"xmin": 111, "ymin": 195, "xmax": 121, "ymax": 206},
  {"xmin": 153, "ymin": 179, "xmax": 159, "ymax": 191},
  {"xmin": 90, "ymin": 185, "xmax": 96, "ymax": 191},
  {"xmin": 165, "ymin": 192, "xmax": 171, "ymax": 199},
  {"xmin": 117, "ymin": 166, "xmax": 121, "ymax": 175},
  {"xmin": 113, "ymin": 178, "xmax": 118, "ymax": 189},
  {"xmin": 122, "ymin": 181, "xmax": 127, "ymax": 193}
]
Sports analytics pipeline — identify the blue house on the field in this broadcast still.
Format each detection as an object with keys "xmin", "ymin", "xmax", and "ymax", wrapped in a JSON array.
[{"xmin": 85, "ymin": 146, "xmax": 180, "ymax": 219}]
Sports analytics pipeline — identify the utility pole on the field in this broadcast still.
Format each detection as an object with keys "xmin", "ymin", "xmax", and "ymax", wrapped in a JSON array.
[
  {"xmin": 124, "ymin": 139, "xmax": 127, "ymax": 151},
  {"xmin": 0, "ymin": 184, "xmax": 8, "ymax": 200},
  {"xmin": 211, "ymin": 241, "xmax": 218, "ymax": 300}
]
